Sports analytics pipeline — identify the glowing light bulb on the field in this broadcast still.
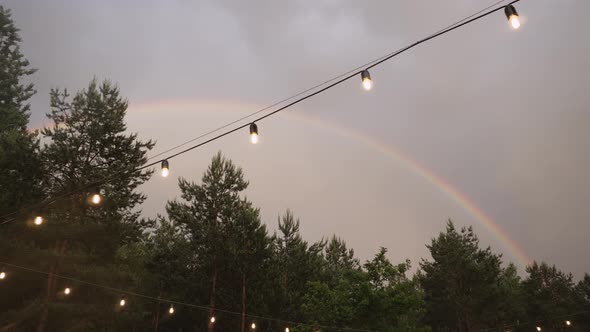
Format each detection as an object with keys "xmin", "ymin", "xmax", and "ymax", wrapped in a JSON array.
[
  {"xmin": 536, "ymin": 327, "xmax": 541, "ymax": 331},
  {"xmin": 34, "ymin": 216, "xmax": 43, "ymax": 225},
  {"xmin": 285, "ymin": 328, "xmax": 290, "ymax": 332},
  {"xmin": 510, "ymin": 15, "xmax": 520, "ymax": 29},
  {"xmin": 169, "ymin": 306, "xmax": 175, "ymax": 314},
  {"xmin": 64, "ymin": 287, "xmax": 71, "ymax": 295},
  {"xmin": 119, "ymin": 299, "xmax": 126, "ymax": 307},
  {"xmin": 361, "ymin": 70, "xmax": 372, "ymax": 91},
  {"xmin": 161, "ymin": 160, "xmax": 170, "ymax": 177},
  {"xmin": 504, "ymin": 5, "xmax": 520, "ymax": 30},
  {"xmin": 210, "ymin": 316, "xmax": 216, "ymax": 323},
  {"xmin": 249, "ymin": 123, "xmax": 259, "ymax": 144},
  {"xmin": 251, "ymin": 322, "xmax": 256, "ymax": 329},
  {"xmin": 91, "ymin": 194, "xmax": 101, "ymax": 205},
  {"xmin": 566, "ymin": 320, "xmax": 571, "ymax": 326},
  {"xmin": 0, "ymin": 272, "xmax": 5, "ymax": 279}
]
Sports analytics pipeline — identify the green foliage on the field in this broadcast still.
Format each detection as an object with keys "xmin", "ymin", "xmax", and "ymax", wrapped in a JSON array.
[
  {"xmin": 522, "ymin": 262, "xmax": 578, "ymax": 329},
  {"xmin": 0, "ymin": 77, "xmax": 154, "ymax": 331},
  {"xmin": 419, "ymin": 220, "xmax": 505, "ymax": 331},
  {"xmin": 0, "ymin": 6, "xmax": 43, "ymax": 219},
  {"xmin": 1, "ymin": 10, "xmax": 588, "ymax": 331}
]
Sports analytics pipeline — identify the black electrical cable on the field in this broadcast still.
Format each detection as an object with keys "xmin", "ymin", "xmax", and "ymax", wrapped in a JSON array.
[
  {"xmin": 0, "ymin": 0, "xmax": 521, "ymax": 223},
  {"xmin": 0, "ymin": 260, "xmax": 376, "ymax": 332}
]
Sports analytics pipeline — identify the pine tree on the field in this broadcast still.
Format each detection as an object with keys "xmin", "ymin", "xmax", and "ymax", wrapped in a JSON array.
[
  {"xmin": 271, "ymin": 210, "xmax": 325, "ymax": 324},
  {"xmin": 522, "ymin": 262, "xmax": 579, "ymax": 330},
  {"xmin": 166, "ymin": 151, "xmax": 249, "ymax": 331},
  {"xmin": 0, "ymin": 79, "xmax": 154, "ymax": 331},
  {"xmin": 419, "ymin": 220, "xmax": 505, "ymax": 332},
  {"xmin": 0, "ymin": 5, "xmax": 43, "ymax": 220}
]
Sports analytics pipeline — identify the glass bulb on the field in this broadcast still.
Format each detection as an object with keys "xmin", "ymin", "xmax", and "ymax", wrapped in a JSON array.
[
  {"xmin": 64, "ymin": 287, "xmax": 71, "ymax": 295},
  {"xmin": 120, "ymin": 299, "xmax": 126, "ymax": 307},
  {"xmin": 210, "ymin": 316, "xmax": 216, "ymax": 323},
  {"xmin": 362, "ymin": 77, "xmax": 373, "ymax": 91},
  {"xmin": 566, "ymin": 320, "xmax": 571, "ymax": 326},
  {"xmin": 169, "ymin": 306, "xmax": 175, "ymax": 314},
  {"xmin": 0, "ymin": 272, "xmax": 5, "ymax": 279},
  {"xmin": 251, "ymin": 323, "xmax": 256, "ymax": 329},
  {"xmin": 510, "ymin": 15, "xmax": 520, "ymax": 29},
  {"xmin": 536, "ymin": 327, "xmax": 541, "ymax": 331},
  {"xmin": 250, "ymin": 133, "xmax": 259, "ymax": 144},
  {"xmin": 91, "ymin": 194, "xmax": 101, "ymax": 205},
  {"xmin": 161, "ymin": 167, "xmax": 169, "ymax": 178},
  {"xmin": 34, "ymin": 216, "xmax": 43, "ymax": 225}
]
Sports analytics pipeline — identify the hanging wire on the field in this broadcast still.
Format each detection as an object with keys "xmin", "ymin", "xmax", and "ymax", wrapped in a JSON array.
[
  {"xmin": 476, "ymin": 310, "xmax": 588, "ymax": 332},
  {"xmin": 0, "ymin": 260, "xmax": 376, "ymax": 332},
  {"xmin": 0, "ymin": 0, "xmax": 520, "ymax": 224}
]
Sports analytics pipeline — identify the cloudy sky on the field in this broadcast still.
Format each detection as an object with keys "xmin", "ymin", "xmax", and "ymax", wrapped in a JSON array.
[{"xmin": 6, "ymin": 0, "xmax": 590, "ymax": 277}]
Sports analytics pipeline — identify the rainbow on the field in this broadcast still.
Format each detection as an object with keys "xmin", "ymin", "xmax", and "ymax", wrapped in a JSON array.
[{"xmin": 38, "ymin": 98, "xmax": 533, "ymax": 266}]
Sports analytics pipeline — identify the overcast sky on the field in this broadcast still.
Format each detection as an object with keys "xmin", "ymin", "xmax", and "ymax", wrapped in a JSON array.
[{"xmin": 6, "ymin": 0, "xmax": 590, "ymax": 277}]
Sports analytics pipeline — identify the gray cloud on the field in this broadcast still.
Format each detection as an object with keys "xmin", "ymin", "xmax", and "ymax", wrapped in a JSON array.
[{"xmin": 6, "ymin": 0, "xmax": 590, "ymax": 277}]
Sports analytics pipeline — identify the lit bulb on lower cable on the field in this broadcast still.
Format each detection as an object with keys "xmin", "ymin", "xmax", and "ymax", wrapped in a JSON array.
[
  {"xmin": 34, "ymin": 216, "xmax": 43, "ymax": 226},
  {"xmin": 91, "ymin": 193, "xmax": 101, "ymax": 205},
  {"xmin": 64, "ymin": 287, "xmax": 71, "ymax": 295}
]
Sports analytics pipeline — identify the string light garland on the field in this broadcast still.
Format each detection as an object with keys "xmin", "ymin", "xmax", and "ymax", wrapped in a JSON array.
[
  {"xmin": 0, "ymin": 260, "xmax": 377, "ymax": 332},
  {"xmin": 0, "ymin": 0, "xmax": 525, "ymax": 225},
  {"xmin": 6, "ymin": 2, "xmax": 578, "ymax": 330},
  {"xmin": 476, "ymin": 312, "xmax": 587, "ymax": 332}
]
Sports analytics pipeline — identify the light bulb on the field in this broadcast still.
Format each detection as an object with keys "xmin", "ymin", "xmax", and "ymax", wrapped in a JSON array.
[
  {"xmin": 34, "ymin": 216, "xmax": 43, "ymax": 225},
  {"xmin": 91, "ymin": 194, "xmax": 101, "ymax": 205},
  {"xmin": 64, "ymin": 287, "xmax": 71, "ymax": 295},
  {"xmin": 0, "ymin": 272, "xmax": 5, "ymax": 279},
  {"xmin": 566, "ymin": 320, "xmax": 571, "ymax": 326},
  {"xmin": 251, "ymin": 322, "xmax": 256, "ymax": 329},
  {"xmin": 169, "ymin": 306, "xmax": 175, "ymax": 314},
  {"xmin": 249, "ymin": 123, "xmax": 259, "ymax": 144},
  {"xmin": 504, "ymin": 5, "xmax": 520, "ymax": 30},
  {"xmin": 361, "ymin": 70, "xmax": 372, "ymax": 91},
  {"xmin": 510, "ymin": 15, "xmax": 520, "ymax": 29},
  {"xmin": 285, "ymin": 328, "xmax": 290, "ymax": 332},
  {"xmin": 161, "ymin": 160, "xmax": 170, "ymax": 177},
  {"xmin": 119, "ymin": 299, "xmax": 126, "ymax": 307},
  {"xmin": 210, "ymin": 316, "xmax": 216, "ymax": 323},
  {"xmin": 536, "ymin": 327, "xmax": 541, "ymax": 331}
]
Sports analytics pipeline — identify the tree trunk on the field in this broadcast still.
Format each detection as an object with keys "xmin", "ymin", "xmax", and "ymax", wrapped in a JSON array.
[
  {"xmin": 37, "ymin": 239, "xmax": 67, "ymax": 332},
  {"xmin": 207, "ymin": 264, "xmax": 217, "ymax": 332},
  {"xmin": 241, "ymin": 272, "xmax": 246, "ymax": 332},
  {"xmin": 154, "ymin": 303, "xmax": 160, "ymax": 331}
]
